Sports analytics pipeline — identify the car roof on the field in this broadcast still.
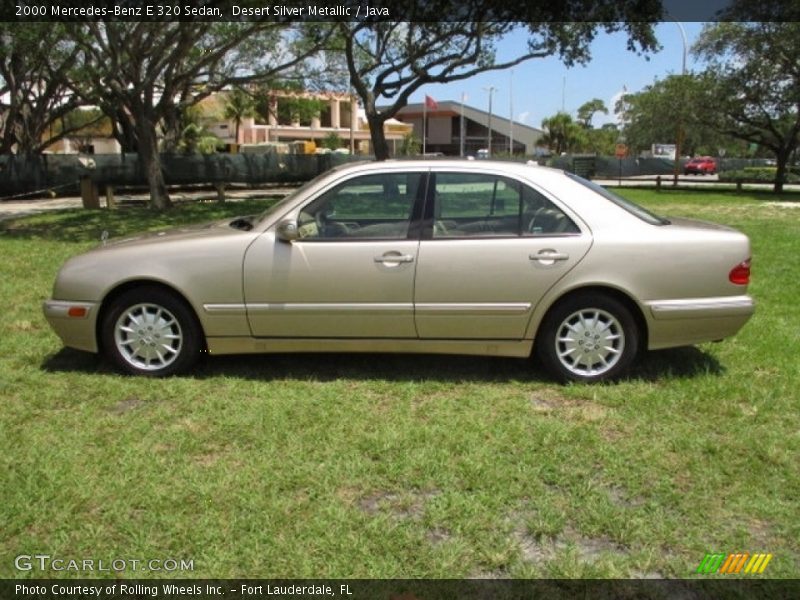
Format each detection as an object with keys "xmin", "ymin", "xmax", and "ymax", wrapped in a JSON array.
[{"xmin": 331, "ymin": 158, "xmax": 564, "ymax": 179}]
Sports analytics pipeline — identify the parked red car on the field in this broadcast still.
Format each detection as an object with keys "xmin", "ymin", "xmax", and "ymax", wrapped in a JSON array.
[{"xmin": 684, "ymin": 156, "xmax": 717, "ymax": 175}]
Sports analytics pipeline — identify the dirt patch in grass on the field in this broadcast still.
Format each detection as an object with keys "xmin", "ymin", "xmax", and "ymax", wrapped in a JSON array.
[
  {"xmin": 107, "ymin": 396, "xmax": 144, "ymax": 415},
  {"xmin": 746, "ymin": 519, "xmax": 774, "ymax": 548},
  {"xmin": 10, "ymin": 320, "xmax": 37, "ymax": 332},
  {"xmin": 425, "ymin": 527, "xmax": 452, "ymax": 545},
  {"xmin": 630, "ymin": 570, "xmax": 666, "ymax": 579},
  {"xmin": 514, "ymin": 525, "xmax": 629, "ymax": 565},
  {"xmin": 529, "ymin": 391, "xmax": 609, "ymax": 422},
  {"xmin": 528, "ymin": 389, "xmax": 570, "ymax": 412},
  {"xmin": 356, "ymin": 489, "xmax": 441, "ymax": 521},
  {"xmin": 604, "ymin": 485, "xmax": 646, "ymax": 509}
]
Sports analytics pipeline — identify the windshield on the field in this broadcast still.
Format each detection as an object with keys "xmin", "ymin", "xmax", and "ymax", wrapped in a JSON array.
[
  {"xmin": 255, "ymin": 162, "xmax": 371, "ymax": 223},
  {"xmin": 566, "ymin": 172, "xmax": 670, "ymax": 226},
  {"xmin": 254, "ymin": 174, "xmax": 328, "ymax": 223}
]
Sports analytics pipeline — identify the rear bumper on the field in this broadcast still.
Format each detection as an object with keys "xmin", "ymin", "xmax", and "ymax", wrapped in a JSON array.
[
  {"xmin": 645, "ymin": 295, "xmax": 755, "ymax": 350},
  {"xmin": 647, "ymin": 295, "xmax": 755, "ymax": 320},
  {"xmin": 43, "ymin": 300, "xmax": 99, "ymax": 353}
]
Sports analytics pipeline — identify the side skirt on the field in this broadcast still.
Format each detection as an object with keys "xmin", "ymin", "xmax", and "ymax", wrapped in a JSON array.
[{"xmin": 206, "ymin": 337, "xmax": 533, "ymax": 358}]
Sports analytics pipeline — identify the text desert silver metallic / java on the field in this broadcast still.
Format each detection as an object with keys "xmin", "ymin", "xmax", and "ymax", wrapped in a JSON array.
[{"xmin": 43, "ymin": 160, "xmax": 754, "ymax": 382}]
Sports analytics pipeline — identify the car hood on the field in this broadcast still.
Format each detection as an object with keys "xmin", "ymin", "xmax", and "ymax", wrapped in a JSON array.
[{"xmin": 92, "ymin": 217, "xmax": 251, "ymax": 251}]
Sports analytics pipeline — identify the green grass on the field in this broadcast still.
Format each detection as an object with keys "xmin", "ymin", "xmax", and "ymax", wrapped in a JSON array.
[{"xmin": 1, "ymin": 190, "xmax": 798, "ymax": 579}]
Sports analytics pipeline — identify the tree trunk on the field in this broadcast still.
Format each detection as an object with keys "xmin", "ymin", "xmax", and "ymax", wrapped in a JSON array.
[
  {"xmin": 773, "ymin": 148, "xmax": 792, "ymax": 194},
  {"xmin": 160, "ymin": 106, "xmax": 183, "ymax": 154},
  {"xmin": 137, "ymin": 122, "xmax": 171, "ymax": 210},
  {"xmin": 366, "ymin": 112, "xmax": 389, "ymax": 160},
  {"xmin": 109, "ymin": 108, "xmax": 139, "ymax": 153}
]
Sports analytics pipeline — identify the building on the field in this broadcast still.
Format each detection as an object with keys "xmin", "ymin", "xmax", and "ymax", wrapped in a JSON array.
[
  {"xmin": 393, "ymin": 100, "xmax": 544, "ymax": 157},
  {"xmin": 198, "ymin": 90, "xmax": 413, "ymax": 155}
]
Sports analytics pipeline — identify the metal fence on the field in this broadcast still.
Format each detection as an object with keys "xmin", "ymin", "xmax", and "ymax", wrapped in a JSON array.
[
  {"xmin": 0, "ymin": 152, "xmax": 363, "ymax": 199},
  {"xmin": 546, "ymin": 155, "xmax": 778, "ymax": 179}
]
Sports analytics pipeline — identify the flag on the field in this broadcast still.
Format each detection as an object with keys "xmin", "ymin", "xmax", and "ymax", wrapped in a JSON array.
[{"xmin": 425, "ymin": 95, "xmax": 438, "ymax": 110}]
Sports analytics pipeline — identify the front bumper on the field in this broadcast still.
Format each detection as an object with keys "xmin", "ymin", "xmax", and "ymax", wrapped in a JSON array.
[{"xmin": 43, "ymin": 300, "xmax": 100, "ymax": 353}]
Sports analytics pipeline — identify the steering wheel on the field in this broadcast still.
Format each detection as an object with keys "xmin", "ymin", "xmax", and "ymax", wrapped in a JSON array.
[
  {"xmin": 527, "ymin": 207, "xmax": 547, "ymax": 233},
  {"xmin": 314, "ymin": 210, "xmax": 327, "ymax": 231}
]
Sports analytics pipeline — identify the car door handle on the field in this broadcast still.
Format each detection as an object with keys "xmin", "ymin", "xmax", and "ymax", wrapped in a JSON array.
[
  {"xmin": 530, "ymin": 250, "xmax": 570, "ymax": 262},
  {"xmin": 374, "ymin": 253, "xmax": 414, "ymax": 264}
]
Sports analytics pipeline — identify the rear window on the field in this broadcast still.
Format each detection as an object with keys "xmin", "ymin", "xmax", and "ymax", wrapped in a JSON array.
[{"xmin": 566, "ymin": 173, "xmax": 670, "ymax": 226}]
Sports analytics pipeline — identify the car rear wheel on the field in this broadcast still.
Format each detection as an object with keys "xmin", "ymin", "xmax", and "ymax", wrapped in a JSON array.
[
  {"xmin": 536, "ymin": 293, "xmax": 639, "ymax": 383},
  {"xmin": 101, "ymin": 287, "xmax": 202, "ymax": 376}
]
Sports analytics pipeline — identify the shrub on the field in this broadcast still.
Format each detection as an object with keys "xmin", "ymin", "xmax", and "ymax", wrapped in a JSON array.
[{"xmin": 719, "ymin": 166, "xmax": 800, "ymax": 183}]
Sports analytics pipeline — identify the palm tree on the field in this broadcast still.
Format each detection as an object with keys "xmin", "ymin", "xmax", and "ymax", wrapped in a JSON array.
[
  {"xmin": 223, "ymin": 87, "xmax": 256, "ymax": 144},
  {"xmin": 539, "ymin": 112, "xmax": 584, "ymax": 155}
]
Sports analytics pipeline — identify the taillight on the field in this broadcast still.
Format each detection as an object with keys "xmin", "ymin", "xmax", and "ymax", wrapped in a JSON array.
[{"xmin": 729, "ymin": 258, "xmax": 751, "ymax": 285}]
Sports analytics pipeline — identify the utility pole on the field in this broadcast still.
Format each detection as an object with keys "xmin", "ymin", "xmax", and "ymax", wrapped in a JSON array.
[
  {"xmin": 509, "ymin": 70, "xmax": 514, "ymax": 156},
  {"xmin": 673, "ymin": 21, "xmax": 688, "ymax": 186},
  {"xmin": 460, "ymin": 92, "xmax": 466, "ymax": 157},
  {"xmin": 483, "ymin": 85, "xmax": 497, "ymax": 157}
]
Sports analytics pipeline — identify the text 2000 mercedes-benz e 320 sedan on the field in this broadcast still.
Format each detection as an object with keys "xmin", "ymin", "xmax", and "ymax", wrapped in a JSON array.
[{"xmin": 44, "ymin": 160, "xmax": 754, "ymax": 382}]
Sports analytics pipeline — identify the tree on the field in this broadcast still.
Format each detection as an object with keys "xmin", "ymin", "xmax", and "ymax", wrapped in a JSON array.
[
  {"xmin": 321, "ymin": 132, "xmax": 343, "ymax": 151},
  {"xmin": 0, "ymin": 23, "xmax": 95, "ymax": 154},
  {"xmin": 538, "ymin": 112, "xmax": 585, "ymax": 155},
  {"xmin": 174, "ymin": 106, "xmax": 222, "ymax": 155},
  {"xmin": 617, "ymin": 75, "xmax": 732, "ymax": 157},
  {"xmin": 692, "ymin": 16, "xmax": 800, "ymax": 192},
  {"xmin": 223, "ymin": 87, "xmax": 256, "ymax": 144},
  {"xmin": 67, "ymin": 23, "xmax": 330, "ymax": 209},
  {"xmin": 399, "ymin": 133, "xmax": 421, "ymax": 156},
  {"xmin": 577, "ymin": 98, "xmax": 608, "ymax": 128},
  {"xmin": 336, "ymin": 2, "xmax": 660, "ymax": 160},
  {"xmin": 582, "ymin": 124, "xmax": 620, "ymax": 155}
]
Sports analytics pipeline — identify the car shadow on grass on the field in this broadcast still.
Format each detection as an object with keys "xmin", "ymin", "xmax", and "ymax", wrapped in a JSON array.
[
  {"xmin": 0, "ymin": 199, "xmax": 278, "ymax": 242},
  {"xmin": 42, "ymin": 345, "xmax": 723, "ymax": 383}
]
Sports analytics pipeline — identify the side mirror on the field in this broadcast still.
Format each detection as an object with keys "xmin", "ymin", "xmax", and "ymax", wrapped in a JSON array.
[{"xmin": 275, "ymin": 219, "xmax": 299, "ymax": 242}]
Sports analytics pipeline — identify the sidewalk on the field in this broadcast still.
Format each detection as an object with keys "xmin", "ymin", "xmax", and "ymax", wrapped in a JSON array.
[
  {"xmin": 0, "ymin": 186, "xmax": 298, "ymax": 222},
  {"xmin": 594, "ymin": 173, "xmax": 800, "ymax": 192}
]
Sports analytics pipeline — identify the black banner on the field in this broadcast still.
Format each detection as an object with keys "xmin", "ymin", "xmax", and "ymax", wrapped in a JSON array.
[
  {"xmin": 2, "ymin": 0, "xmax": 793, "ymax": 23},
  {"xmin": 4, "ymin": 579, "xmax": 800, "ymax": 600}
]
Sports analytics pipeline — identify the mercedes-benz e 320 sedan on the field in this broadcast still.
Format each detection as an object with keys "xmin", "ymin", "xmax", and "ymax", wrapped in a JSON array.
[{"xmin": 44, "ymin": 160, "xmax": 754, "ymax": 382}]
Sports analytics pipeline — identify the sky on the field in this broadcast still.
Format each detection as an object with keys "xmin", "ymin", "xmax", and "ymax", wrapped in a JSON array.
[{"xmin": 406, "ymin": 22, "xmax": 708, "ymax": 130}]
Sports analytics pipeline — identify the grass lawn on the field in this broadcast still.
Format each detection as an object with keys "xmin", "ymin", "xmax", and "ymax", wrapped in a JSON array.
[{"xmin": 0, "ymin": 189, "xmax": 798, "ymax": 579}]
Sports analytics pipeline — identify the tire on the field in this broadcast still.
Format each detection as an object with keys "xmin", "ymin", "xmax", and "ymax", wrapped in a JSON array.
[
  {"xmin": 536, "ymin": 293, "xmax": 639, "ymax": 383},
  {"xmin": 101, "ymin": 286, "xmax": 203, "ymax": 376}
]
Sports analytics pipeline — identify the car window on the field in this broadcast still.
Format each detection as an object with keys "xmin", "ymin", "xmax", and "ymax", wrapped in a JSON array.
[
  {"xmin": 432, "ymin": 172, "xmax": 579, "ymax": 238},
  {"xmin": 297, "ymin": 173, "xmax": 422, "ymax": 240},
  {"xmin": 566, "ymin": 172, "xmax": 670, "ymax": 226}
]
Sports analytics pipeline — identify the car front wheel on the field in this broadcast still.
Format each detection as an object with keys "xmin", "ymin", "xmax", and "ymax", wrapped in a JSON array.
[
  {"xmin": 536, "ymin": 293, "xmax": 639, "ymax": 383},
  {"xmin": 101, "ymin": 287, "xmax": 202, "ymax": 376}
]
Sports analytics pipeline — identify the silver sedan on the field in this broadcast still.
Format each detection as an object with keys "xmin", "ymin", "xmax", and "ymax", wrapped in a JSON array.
[{"xmin": 43, "ymin": 160, "xmax": 755, "ymax": 382}]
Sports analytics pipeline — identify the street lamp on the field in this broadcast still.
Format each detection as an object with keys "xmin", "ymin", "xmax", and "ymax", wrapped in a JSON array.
[{"xmin": 483, "ymin": 85, "xmax": 497, "ymax": 157}]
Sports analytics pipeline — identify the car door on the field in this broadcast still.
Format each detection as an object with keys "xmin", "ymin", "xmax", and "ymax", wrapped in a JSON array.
[
  {"xmin": 243, "ymin": 171, "xmax": 426, "ymax": 338},
  {"xmin": 414, "ymin": 170, "xmax": 592, "ymax": 340}
]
